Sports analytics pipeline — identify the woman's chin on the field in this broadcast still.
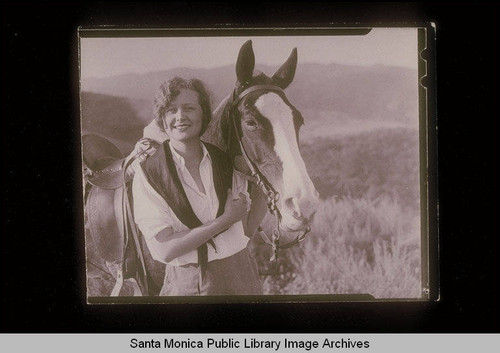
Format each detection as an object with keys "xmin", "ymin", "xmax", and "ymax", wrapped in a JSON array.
[{"xmin": 169, "ymin": 133, "xmax": 200, "ymax": 143}]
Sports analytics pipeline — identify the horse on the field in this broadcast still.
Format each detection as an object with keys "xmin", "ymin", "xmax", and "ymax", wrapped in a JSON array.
[
  {"xmin": 202, "ymin": 40, "xmax": 319, "ymax": 254},
  {"xmin": 83, "ymin": 40, "xmax": 319, "ymax": 297}
]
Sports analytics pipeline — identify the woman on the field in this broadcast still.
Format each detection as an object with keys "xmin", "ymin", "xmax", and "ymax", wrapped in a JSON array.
[{"xmin": 132, "ymin": 77, "xmax": 267, "ymax": 296}]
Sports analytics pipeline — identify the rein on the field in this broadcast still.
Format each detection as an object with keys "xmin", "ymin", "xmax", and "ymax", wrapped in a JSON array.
[
  {"xmin": 118, "ymin": 148, "xmax": 154, "ymax": 295},
  {"xmin": 228, "ymin": 85, "xmax": 311, "ymax": 268}
]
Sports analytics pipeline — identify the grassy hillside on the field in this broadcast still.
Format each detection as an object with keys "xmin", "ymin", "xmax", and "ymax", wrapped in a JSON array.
[
  {"xmin": 301, "ymin": 127, "xmax": 420, "ymax": 210},
  {"xmin": 255, "ymin": 127, "xmax": 422, "ymax": 298},
  {"xmin": 80, "ymin": 91, "xmax": 151, "ymax": 154}
]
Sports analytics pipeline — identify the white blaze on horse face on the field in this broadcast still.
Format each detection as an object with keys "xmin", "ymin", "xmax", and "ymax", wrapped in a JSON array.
[{"xmin": 255, "ymin": 92, "xmax": 319, "ymax": 226}]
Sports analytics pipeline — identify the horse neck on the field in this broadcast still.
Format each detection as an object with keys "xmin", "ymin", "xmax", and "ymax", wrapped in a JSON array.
[{"xmin": 202, "ymin": 93, "xmax": 232, "ymax": 152}]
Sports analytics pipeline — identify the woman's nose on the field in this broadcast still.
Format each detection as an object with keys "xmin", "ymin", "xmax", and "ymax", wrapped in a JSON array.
[{"xmin": 174, "ymin": 108, "xmax": 183, "ymax": 120}]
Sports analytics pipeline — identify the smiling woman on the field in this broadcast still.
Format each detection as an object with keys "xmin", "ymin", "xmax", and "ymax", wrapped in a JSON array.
[
  {"xmin": 132, "ymin": 76, "xmax": 268, "ymax": 296},
  {"xmin": 153, "ymin": 78, "xmax": 212, "ymax": 140}
]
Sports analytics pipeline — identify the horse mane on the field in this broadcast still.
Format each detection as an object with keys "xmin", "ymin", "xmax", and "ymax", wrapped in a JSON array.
[{"xmin": 201, "ymin": 93, "xmax": 232, "ymax": 152}]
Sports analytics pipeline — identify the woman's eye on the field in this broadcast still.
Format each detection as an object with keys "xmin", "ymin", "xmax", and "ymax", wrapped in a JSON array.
[
  {"xmin": 245, "ymin": 120, "xmax": 257, "ymax": 128},
  {"xmin": 166, "ymin": 108, "xmax": 177, "ymax": 114}
]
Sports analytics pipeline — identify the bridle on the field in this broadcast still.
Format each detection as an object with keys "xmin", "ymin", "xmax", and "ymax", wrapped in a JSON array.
[{"xmin": 228, "ymin": 84, "xmax": 311, "ymax": 268}]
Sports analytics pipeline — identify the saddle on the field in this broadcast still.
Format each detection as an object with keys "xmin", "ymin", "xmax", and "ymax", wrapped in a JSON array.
[{"xmin": 82, "ymin": 134, "xmax": 158, "ymax": 296}]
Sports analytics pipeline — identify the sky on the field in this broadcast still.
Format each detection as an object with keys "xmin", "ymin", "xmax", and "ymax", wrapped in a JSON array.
[{"xmin": 80, "ymin": 28, "xmax": 418, "ymax": 79}]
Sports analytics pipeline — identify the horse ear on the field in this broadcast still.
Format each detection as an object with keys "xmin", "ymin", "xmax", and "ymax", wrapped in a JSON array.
[
  {"xmin": 272, "ymin": 47, "xmax": 297, "ymax": 89},
  {"xmin": 236, "ymin": 40, "xmax": 255, "ymax": 84}
]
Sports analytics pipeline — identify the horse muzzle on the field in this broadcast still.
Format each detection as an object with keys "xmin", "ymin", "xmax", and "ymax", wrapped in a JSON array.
[{"xmin": 279, "ymin": 196, "xmax": 318, "ymax": 233}]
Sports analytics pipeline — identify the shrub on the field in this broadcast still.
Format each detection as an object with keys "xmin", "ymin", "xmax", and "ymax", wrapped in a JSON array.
[
  {"xmin": 260, "ymin": 196, "xmax": 421, "ymax": 298},
  {"xmin": 256, "ymin": 128, "xmax": 422, "ymax": 298}
]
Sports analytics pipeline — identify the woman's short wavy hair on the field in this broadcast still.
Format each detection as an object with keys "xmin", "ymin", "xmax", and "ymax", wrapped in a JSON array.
[{"xmin": 153, "ymin": 77, "xmax": 212, "ymax": 136}]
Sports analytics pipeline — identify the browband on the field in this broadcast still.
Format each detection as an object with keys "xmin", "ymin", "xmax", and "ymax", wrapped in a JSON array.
[{"xmin": 231, "ymin": 84, "xmax": 284, "ymax": 110}]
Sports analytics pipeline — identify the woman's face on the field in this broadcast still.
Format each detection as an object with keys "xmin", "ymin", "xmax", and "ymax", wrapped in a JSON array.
[{"xmin": 163, "ymin": 89, "xmax": 203, "ymax": 143}]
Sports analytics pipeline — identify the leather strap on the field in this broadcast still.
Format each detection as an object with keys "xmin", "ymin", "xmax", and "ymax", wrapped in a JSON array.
[
  {"xmin": 231, "ymin": 84, "xmax": 284, "ymax": 110},
  {"xmin": 228, "ymin": 84, "xmax": 312, "ymax": 272},
  {"xmin": 122, "ymin": 176, "xmax": 149, "ymax": 295},
  {"xmin": 110, "ymin": 269, "xmax": 124, "ymax": 297}
]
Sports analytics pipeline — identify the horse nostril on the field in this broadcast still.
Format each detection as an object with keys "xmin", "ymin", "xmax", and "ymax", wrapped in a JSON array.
[
  {"xmin": 283, "ymin": 197, "xmax": 293, "ymax": 210},
  {"xmin": 284, "ymin": 197, "xmax": 302, "ymax": 219}
]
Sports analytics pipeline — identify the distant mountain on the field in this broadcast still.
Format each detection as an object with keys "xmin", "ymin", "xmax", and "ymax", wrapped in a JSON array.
[
  {"xmin": 80, "ymin": 92, "xmax": 150, "ymax": 154},
  {"xmin": 81, "ymin": 63, "xmax": 418, "ymax": 124}
]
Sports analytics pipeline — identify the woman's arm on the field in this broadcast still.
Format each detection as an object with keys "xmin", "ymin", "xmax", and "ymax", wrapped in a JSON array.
[
  {"xmin": 149, "ymin": 190, "xmax": 249, "ymax": 263},
  {"xmin": 134, "ymin": 165, "xmax": 249, "ymax": 264}
]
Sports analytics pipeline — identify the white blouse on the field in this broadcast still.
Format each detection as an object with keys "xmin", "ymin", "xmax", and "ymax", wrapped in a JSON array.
[{"xmin": 132, "ymin": 143, "xmax": 250, "ymax": 267}]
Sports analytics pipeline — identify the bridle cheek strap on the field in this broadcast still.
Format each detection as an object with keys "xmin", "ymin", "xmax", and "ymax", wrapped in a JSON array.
[{"xmin": 229, "ymin": 84, "xmax": 312, "ymax": 268}]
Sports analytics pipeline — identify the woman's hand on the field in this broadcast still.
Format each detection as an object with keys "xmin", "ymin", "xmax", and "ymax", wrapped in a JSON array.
[
  {"xmin": 125, "ymin": 138, "xmax": 159, "ymax": 179},
  {"xmin": 148, "ymin": 189, "xmax": 251, "ymax": 263},
  {"xmin": 128, "ymin": 138, "xmax": 158, "ymax": 163},
  {"xmin": 222, "ymin": 189, "xmax": 250, "ymax": 226}
]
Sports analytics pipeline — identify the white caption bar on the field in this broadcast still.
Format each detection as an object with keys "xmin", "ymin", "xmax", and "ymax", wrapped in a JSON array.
[{"xmin": 0, "ymin": 334, "xmax": 499, "ymax": 353}]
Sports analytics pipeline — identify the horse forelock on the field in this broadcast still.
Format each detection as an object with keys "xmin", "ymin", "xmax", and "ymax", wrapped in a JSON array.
[{"xmin": 235, "ymin": 72, "xmax": 273, "ymax": 95}]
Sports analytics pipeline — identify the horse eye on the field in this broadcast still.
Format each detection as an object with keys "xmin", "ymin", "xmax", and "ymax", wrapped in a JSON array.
[{"xmin": 244, "ymin": 120, "xmax": 258, "ymax": 128}]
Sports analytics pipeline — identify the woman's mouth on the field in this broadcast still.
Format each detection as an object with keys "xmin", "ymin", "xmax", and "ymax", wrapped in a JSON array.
[{"xmin": 173, "ymin": 124, "xmax": 191, "ymax": 131}]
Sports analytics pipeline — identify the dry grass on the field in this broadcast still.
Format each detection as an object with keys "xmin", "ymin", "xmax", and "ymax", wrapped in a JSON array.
[
  {"xmin": 260, "ymin": 196, "xmax": 421, "ymax": 298},
  {"xmin": 256, "ymin": 127, "xmax": 422, "ymax": 299}
]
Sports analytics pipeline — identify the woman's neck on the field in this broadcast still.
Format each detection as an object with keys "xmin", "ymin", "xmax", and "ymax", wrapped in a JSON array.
[{"xmin": 170, "ymin": 138, "xmax": 203, "ymax": 164}]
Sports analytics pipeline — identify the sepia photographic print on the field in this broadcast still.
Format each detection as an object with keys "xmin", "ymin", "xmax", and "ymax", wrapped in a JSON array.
[{"xmin": 79, "ymin": 27, "xmax": 435, "ymax": 303}]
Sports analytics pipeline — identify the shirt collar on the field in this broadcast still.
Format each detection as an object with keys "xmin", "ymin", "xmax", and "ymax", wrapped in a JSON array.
[{"xmin": 169, "ymin": 141, "xmax": 211, "ymax": 168}]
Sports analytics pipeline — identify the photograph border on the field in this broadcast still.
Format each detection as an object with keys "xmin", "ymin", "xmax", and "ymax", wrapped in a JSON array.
[
  {"xmin": 2, "ymin": 1, "xmax": 498, "ymax": 335},
  {"xmin": 78, "ymin": 24, "xmax": 438, "ymax": 304}
]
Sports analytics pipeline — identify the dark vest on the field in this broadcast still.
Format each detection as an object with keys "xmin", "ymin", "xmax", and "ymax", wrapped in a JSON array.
[{"xmin": 139, "ymin": 140, "xmax": 233, "ymax": 272}]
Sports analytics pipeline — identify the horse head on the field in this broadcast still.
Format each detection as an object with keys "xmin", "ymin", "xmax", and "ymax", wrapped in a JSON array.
[{"xmin": 208, "ymin": 40, "xmax": 319, "ymax": 235}]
